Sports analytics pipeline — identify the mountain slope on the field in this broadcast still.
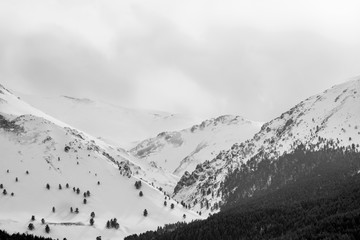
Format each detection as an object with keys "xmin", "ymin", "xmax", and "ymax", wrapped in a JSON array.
[
  {"xmin": 173, "ymin": 77, "xmax": 360, "ymax": 216},
  {"xmin": 0, "ymin": 84, "xmax": 200, "ymax": 240},
  {"xmin": 130, "ymin": 115, "xmax": 262, "ymax": 177},
  {"xmin": 125, "ymin": 148, "xmax": 360, "ymax": 240},
  {"xmin": 18, "ymin": 94, "xmax": 200, "ymax": 148}
]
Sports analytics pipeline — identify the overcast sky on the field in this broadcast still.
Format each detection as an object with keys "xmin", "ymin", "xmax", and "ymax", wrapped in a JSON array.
[{"xmin": 1, "ymin": 0, "xmax": 360, "ymax": 121}]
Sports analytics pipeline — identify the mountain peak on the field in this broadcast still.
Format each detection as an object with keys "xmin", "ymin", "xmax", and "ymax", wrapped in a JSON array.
[
  {"xmin": 131, "ymin": 114, "xmax": 261, "ymax": 182},
  {"xmin": 189, "ymin": 115, "xmax": 260, "ymax": 133},
  {"xmin": 173, "ymin": 77, "xmax": 360, "ymax": 216}
]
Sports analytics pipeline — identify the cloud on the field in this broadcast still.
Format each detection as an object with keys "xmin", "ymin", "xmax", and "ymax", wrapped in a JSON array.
[
  {"xmin": 0, "ymin": 29, "xmax": 132, "ymax": 101},
  {"xmin": 133, "ymin": 67, "xmax": 223, "ymax": 116},
  {"xmin": 1, "ymin": 0, "xmax": 360, "ymax": 121}
]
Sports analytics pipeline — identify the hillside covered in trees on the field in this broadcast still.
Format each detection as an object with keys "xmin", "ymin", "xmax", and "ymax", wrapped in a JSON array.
[
  {"xmin": 0, "ymin": 229, "xmax": 55, "ymax": 240},
  {"xmin": 125, "ymin": 147, "xmax": 360, "ymax": 240}
]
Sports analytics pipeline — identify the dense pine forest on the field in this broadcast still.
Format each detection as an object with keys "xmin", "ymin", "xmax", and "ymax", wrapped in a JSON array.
[
  {"xmin": 223, "ymin": 142, "xmax": 360, "ymax": 209},
  {"xmin": 125, "ymin": 147, "xmax": 360, "ymax": 240},
  {"xmin": 0, "ymin": 229, "xmax": 55, "ymax": 240}
]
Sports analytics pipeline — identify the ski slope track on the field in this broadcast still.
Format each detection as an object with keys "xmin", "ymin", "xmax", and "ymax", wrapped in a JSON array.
[
  {"xmin": 173, "ymin": 78, "xmax": 360, "ymax": 216},
  {"xmin": 0, "ymin": 84, "xmax": 200, "ymax": 240}
]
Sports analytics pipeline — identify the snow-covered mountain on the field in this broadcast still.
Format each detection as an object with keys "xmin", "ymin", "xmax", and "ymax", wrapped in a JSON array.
[
  {"xmin": 18, "ymin": 94, "xmax": 201, "ymax": 148},
  {"xmin": 0, "ymin": 84, "xmax": 200, "ymax": 240},
  {"xmin": 131, "ymin": 115, "xmax": 262, "ymax": 178},
  {"xmin": 173, "ymin": 77, "xmax": 360, "ymax": 216}
]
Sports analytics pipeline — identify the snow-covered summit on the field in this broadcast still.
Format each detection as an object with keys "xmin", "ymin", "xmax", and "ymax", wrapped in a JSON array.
[
  {"xmin": 173, "ymin": 77, "xmax": 360, "ymax": 216},
  {"xmin": 0, "ymin": 84, "xmax": 66, "ymax": 127},
  {"xmin": 130, "ymin": 115, "xmax": 261, "ymax": 178}
]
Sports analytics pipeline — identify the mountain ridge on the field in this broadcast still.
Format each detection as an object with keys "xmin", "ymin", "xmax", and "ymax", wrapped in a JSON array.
[
  {"xmin": 130, "ymin": 114, "xmax": 262, "ymax": 179},
  {"xmin": 0, "ymin": 83, "xmax": 201, "ymax": 240},
  {"xmin": 17, "ymin": 93, "xmax": 202, "ymax": 148},
  {"xmin": 172, "ymin": 78, "xmax": 360, "ymax": 216}
]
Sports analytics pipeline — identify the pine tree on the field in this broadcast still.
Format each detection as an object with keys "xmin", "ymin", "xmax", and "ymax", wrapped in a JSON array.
[
  {"xmin": 70, "ymin": 207, "xmax": 73, "ymax": 213},
  {"xmin": 15, "ymin": 177, "xmax": 18, "ymax": 182},
  {"xmin": 90, "ymin": 218, "xmax": 94, "ymax": 226},
  {"xmin": 135, "ymin": 181, "xmax": 142, "ymax": 189},
  {"xmin": 183, "ymin": 214, "xmax": 186, "ymax": 219},
  {"xmin": 31, "ymin": 215, "xmax": 35, "ymax": 221},
  {"xmin": 91, "ymin": 212, "xmax": 95, "ymax": 218},
  {"xmin": 171, "ymin": 203, "xmax": 174, "ymax": 209},
  {"xmin": 97, "ymin": 181, "xmax": 100, "ymax": 185},
  {"xmin": 75, "ymin": 208, "xmax": 79, "ymax": 214},
  {"xmin": 76, "ymin": 188, "xmax": 80, "ymax": 194},
  {"xmin": 83, "ymin": 198, "xmax": 87, "ymax": 204},
  {"xmin": 28, "ymin": 223, "xmax": 34, "ymax": 231},
  {"xmin": 143, "ymin": 209, "xmax": 148, "ymax": 217},
  {"xmin": 106, "ymin": 218, "xmax": 120, "ymax": 229},
  {"xmin": 87, "ymin": 190, "xmax": 91, "ymax": 197},
  {"xmin": 52, "ymin": 207, "xmax": 55, "ymax": 213},
  {"xmin": 0, "ymin": 184, "xmax": 3, "ymax": 189},
  {"xmin": 106, "ymin": 220, "xmax": 111, "ymax": 229},
  {"xmin": 66, "ymin": 183, "xmax": 69, "ymax": 188},
  {"xmin": 139, "ymin": 191, "xmax": 143, "ymax": 197},
  {"xmin": 46, "ymin": 183, "xmax": 50, "ymax": 190},
  {"xmin": 45, "ymin": 224, "xmax": 50, "ymax": 233},
  {"xmin": 59, "ymin": 184, "xmax": 62, "ymax": 190},
  {"xmin": 164, "ymin": 201, "xmax": 167, "ymax": 206},
  {"xmin": 41, "ymin": 218, "xmax": 45, "ymax": 224},
  {"xmin": 113, "ymin": 218, "xmax": 119, "ymax": 229},
  {"xmin": 3, "ymin": 189, "xmax": 7, "ymax": 195}
]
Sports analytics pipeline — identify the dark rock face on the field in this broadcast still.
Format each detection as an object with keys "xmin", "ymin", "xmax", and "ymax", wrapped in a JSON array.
[
  {"xmin": 173, "ymin": 171, "xmax": 197, "ymax": 195},
  {"xmin": 0, "ymin": 114, "xmax": 24, "ymax": 133}
]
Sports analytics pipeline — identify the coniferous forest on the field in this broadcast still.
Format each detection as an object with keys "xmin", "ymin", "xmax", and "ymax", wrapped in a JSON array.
[
  {"xmin": 0, "ymin": 229, "xmax": 55, "ymax": 240},
  {"xmin": 125, "ymin": 147, "xmax": 360, "ymax": 240}
]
